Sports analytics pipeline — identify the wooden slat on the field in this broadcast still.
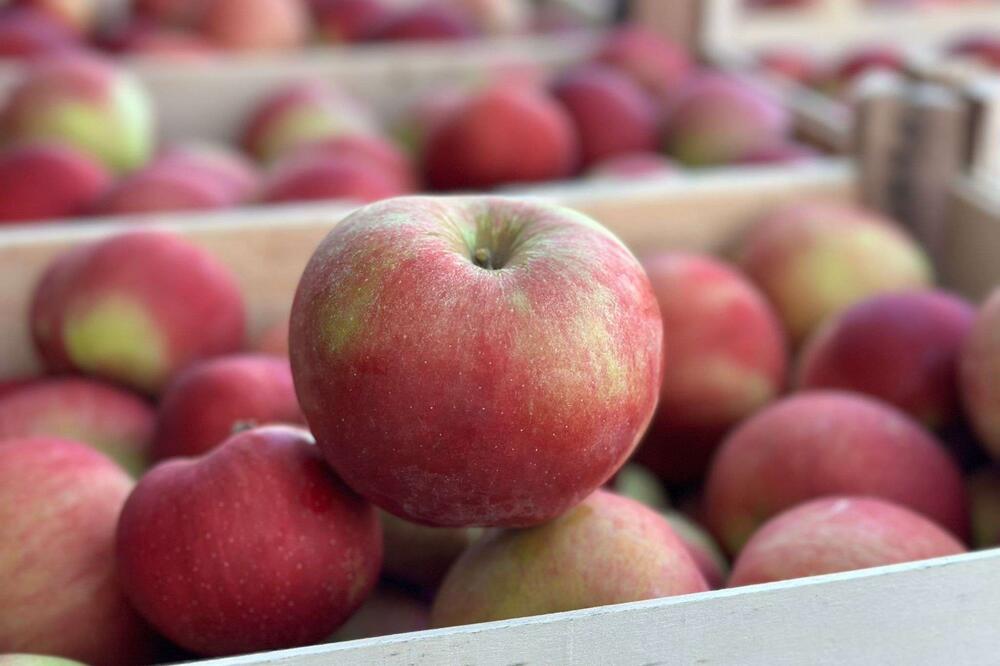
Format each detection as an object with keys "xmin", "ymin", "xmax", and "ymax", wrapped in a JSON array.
[
  {"xmin": 0, "ymin": 161, "xmax": 853, "ymax": 380},
  {"xmin": 200, "ymin": 548, "xmax": 1000, "ymax": 665},
  {"xmin": 941, "ymin": 175, "xmax": 1000, "ymax": 301}
]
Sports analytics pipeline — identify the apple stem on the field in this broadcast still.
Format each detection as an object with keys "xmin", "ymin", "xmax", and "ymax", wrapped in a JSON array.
[{"xmin": 474, "ymin": 247, "xmax": 493, "ymax": 270}]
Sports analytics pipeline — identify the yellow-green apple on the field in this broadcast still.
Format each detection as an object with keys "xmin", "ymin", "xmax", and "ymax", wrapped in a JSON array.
[
  {"xmin": 0, "ymin": 656, "xmax": 86, "ymax": 666},
  {"xmin": 0, "ymin": 142, "xmax": 110, "ymax": 223},
  {"xmin": 797, "ymin": 289, "xmax": 975, "ymax": 427},
  {"xmin": 960, "ymin": 287, "xmax": 1000, "ymax": 459},
  {"xmin": 635, "ymin": 252, "xmax": 787, "ymax": 484},
  {"xmin": 422, "ymin": 84, "xmax": 578, "ymax": 190},
  {"xmin": 551, "ymin": 63, "xmax": 659, "ymax": 169},
  {"xmin": 30, "ymin": 229, "xmax": 246, "ymax": 394},
  {"xmin": 0, "ymin": 54, "xmax": 155, "ymax": 173},
  {"xmin": 0, "ymin": 377, "xmax": 153, "ymax": 475},
  {"xmin": 0, "ymin": 437, "xmax": 152, "ymax": 663},
  {"xmin": 116, "ymin": 425, "xmax": 382, "ymax": 657},
  {"xmin": 737, "ymin": 201, "xmax": 933, "ymax": 344},
  {"xmin": 704, "ymin": 391, "xmax": 968, "ymax": 554},
  {"xmin": 290, "ymin": 196, "xmax": 663, "ymax": 527},
  {"xmin": 729, "ymin": 496, "xmax": 966, "ymax": 586},
  {"xmin": 151, "ymin": 353, "xmax": 304, "ymax": 460},
  {"xmin": 431, "ymin": 489, "xmax": 708, "ymax": 626},
  {"xmin": 381, "ymin": 511, "xmax": 481, "ymax": 591}
]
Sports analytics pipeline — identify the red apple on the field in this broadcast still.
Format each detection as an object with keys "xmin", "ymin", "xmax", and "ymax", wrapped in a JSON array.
[
  {"xmin": 0, "ymin": 377, "xmax": 153, "ymax": 475},
  {"xmin": 551, "ymin": 64, "xmax": 659, "ymax": 169},
  {"xmin": 431, "ymin": 490, "xmax": 708, "ymax": 626},
  {"xmin": 729, "ymin": 496, "xmax": 966, "ymax": 586},
  {"xmin": 0, "ymin": 8, "xmax": 80, "ymax": 58},
  {"xmin": 117, "ymin": 425, "xmax": 382, "ymax": 656},
  {"xmin": 113, "ymin": 26, "xmax": 218, "ymax": 59},
  {"xmin": 132, "ymin": 0, "xmax": 201, "ymax": 25},
  {"xmin": 365, "ymin": 1, "xmax": 479, "ymax": 42},
  {"xmin": 587, "ymin": 151, "xmax": 678, "ymax": 180},
  {"xmin": 422, "ymin": 84, "xmax": 578, "ymax": 190},
  {"xmin": 311, "ymin": 0, "xmax": 391, "ymax": 43},
  {"xmin": 93, "ymin": 162, "xmax": 235, "ymax": 215},
  {"xmin": 260, "ymin": 151, "xmax": 409, "ymax": 205},
  {"xmin": 704, "ymin": 391, "xmax": 969, "ymax": 554},
  {"xmin": 797, "ymin": 290, "xmax": 975, "ymax": 427},
  {"xmin": 152, "ymin": 353, "xmax": 303, "ymax": 460},
  {"xmin": 0, "ymin": 142, "xmax": 110, "ymax": 223},
  {"xmin": 10, "ymin": 0, "xmax": 95, "ymax": 35},
  {"xmin": 665, "ymin": 510, "xmax": 729, "ymax": 590},
  {"xmin": 0, "ymin": 437, "xmax": 152, "ymax": 663},
  {"xmin": 290, "ymin": 196, "xmax": 663, "ymax": 527},
  {"xmin": 154, "ymin": 142, "xmax": 259, "ymax": 202},
  {"xmin": 833, "ymin": 45, "xmax": 905, "ymax": 88},
  {"xmin": 757, "ymin": 47, "xmax": 821, "ymax": 84},
  {"xmin": 31, "ymin": 229, "xmax": 246, "ymax": 394},
  {"xmin": 593, "ymin": 25, "xmax": 692, "ymax": 101},
  {"xmin": 636, "ymin": 252, "xmax": 787, "ymax": 484},
  {"xmin": 295, "ymin": 133, "xmax": 417, "ymax": 192},
  {"xmin": 197, "ymin": 0, "xmax": 309, "ymax": 51}
]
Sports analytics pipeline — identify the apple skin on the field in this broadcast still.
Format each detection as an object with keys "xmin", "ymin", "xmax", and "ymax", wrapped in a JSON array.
[
  {"xmin": 331, "ymin": 584, "xmax": 430, "ymax": 641},
  {"xmin": 729, "ymin": 496, "xmax": 966, "ymax": 587},
  {"xmin": 31, "ymin": 229, "xmax": 246, "ymax": 394},
  {"xmin": 635, "ymin": 252, "xmax": 787, "ymax": 484},
  {"xmin": 737, "ymin": 202, "xmax": 933, "ymax": 344},
  {"xmin": 365, "ymin": 2, "xmax": 480, "ymax": 42},
  {"xmin": 11, "ymin": 0, "xmax": 96, "ymax": 35},
  {"xmin": 154, "ymin": 142, "xmax": 259, "ymax": 202},
  {"xmin": 0, "ymin": 142, "xmax": 110, "ymax": 224},
  {"xmin": 197, "ymin": 0, "xmax": 309, "ymax": 52},
  {"xmin": 290, "ymin": 196, "xmax": 663, "ymax": 527},
  {"xmin": 240, "ymin": 81, "xmax": 377, "ymax": 164},
  {"xmin": 0, "ymin": 437, "xmax": 152, "ymax": 664},
  {"xmin": 0, "ymin": 53, "xmax": 155, "ymax": 174},
  {"xmin": 797, "ymin": 290, "xmax": 975, "ymax": 428},
  {"xmin": 260, "ymin": 151, "xmax": 409, "ymax": 205},
  {"xmin": 152, "ymin": 353, "xmax": 304, "ymax": 461},
  {"xmin": 0, "ymin": 377, "xmax": 153, "ymax": 475},
  {"xmin": 959, "ymin": 287, "xmax": 1000, "ymax": 460},
  {"xmin": 664, "ymin": 511, "xmax": 729, "ymax": 590},
  {"xmin": 116, "ymin": 425, "xmax": 382, "ymax": 657},
  {"xmin": 0, "ymin": 8, "xmax": 80, "ymax": 59},
  {"xmin": 431, "ymin": 489, "xmax": 708, "ymax": 627},
  {"xmin": 593, "ymin": 26, "xmax": 692, "ymax": 101},
  {"xmin": 551, "ymin": 64, "xmax": 659, "ymax": 169},
  {"xmin": 381, "ymin": 511, "xmax": 481, "ymax": 591},
  {"xmin": 422, "ymin": 84, "xmax": 578, "ymax": 191},
  {"xmin": 311, "ymin": 0, "xmax": 391, "ymax": 43},
  {"xmin": 703, "ymin": 391, "xmax": 969, "ymax": 555},
  {"xmin": 93, "ymin": 162, "xmax": 235, "ymax": 215}
]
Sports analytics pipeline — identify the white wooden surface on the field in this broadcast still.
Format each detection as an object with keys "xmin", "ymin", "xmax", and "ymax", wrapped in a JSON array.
[
  {"xmin": 0, "ymin": 161, "xmax": 854, "ymax": 379},
  {"xmin": 199, "ymin": 548, "xmax": 1000, "ymax": 665},
  {"xmin": 943, "ymin": 175, "xmax": 1000, "ymax": 301}
]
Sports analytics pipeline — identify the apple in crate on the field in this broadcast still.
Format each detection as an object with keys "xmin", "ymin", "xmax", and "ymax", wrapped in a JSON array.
[
  {"xmin": 365, "ymin": 1, "xmax": 480, "ymax": 41},
  {"xmin": 797, "ymin": 289, "xmax": 975, "ymax": 427},
  {"xmin": 0, "ymin": 438, "xmax": 152, "ymax": 663},
  {"xmin": 381, "ymin": 512, "xmax": 481, "ymax": 590},
  {"xmin": 737, "ymin": 202, "xmax": 933, "ymax": 344},
  {"xmin": 290, "ymin": 196, "xmax": 663, "ymax": 527},
  {"xmin": 0, "ymin": 54, "xmax": 155, "ymax": 173},
  {"xmin": 0, "ymin": 9, "xmax": 79, "ymax": 59},
  {"xmin": 729, "ymin": 497, "xmax": 966, "ymax": 586},
  {"xmin": 432, "ymin": 490, "xmax": 708, "ymax": 626},
  {"xmin": 704, "ymin": 391, "xmax": 968, "ymax": 554},
  {"xmin": 311, "ymin": 0, "xmax": 392, "ymax": 43},
  {"xmin": 960, "ymin": 286, "xmax": 1000, "ymax": 459},
  {"xmin": 117, "ymin": 425, "xmax": 382, "ymax": 656},
  {"xmin": 11, "ymin": 0, "xmax": 96, "ymax": 35},
  {"xmin": 197, "ymin": 0, "xmax": 309, "ymax": 51},
  {"xmin": 152, "ymin": 353, "xmax": 304, "ymax": 460},
  {"xmin": 593, "ymin": 25, "xmax": 693, "ymax": 101},
  {"xmin": 0, "ymin": 377, "xmax": 154, "ymax": 475},
  {"xmin": 0, "ymin": 143, "xmax": 111, "ymax": 223},
  {"xmin": 332, "ymin": 584, "xmax": 430, "ymax": 641},
  {"xmin": 30, "ymin": 229, "xmax": 246, "ymax": 394}
]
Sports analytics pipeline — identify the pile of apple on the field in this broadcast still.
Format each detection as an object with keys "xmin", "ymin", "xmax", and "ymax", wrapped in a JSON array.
[
  {"xmin": 0, "ymin": 25, "xmax": 818, "ymax": 225},
  {"xmin": 0, "ymin": 0, "xmax": 601, "ymax": 59},
  {"xmin": 2, "ymin": 188, "xmax": 1000, "ymax": 664}
]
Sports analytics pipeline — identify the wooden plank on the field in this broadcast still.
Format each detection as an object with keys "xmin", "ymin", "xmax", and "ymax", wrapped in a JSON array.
[
  {"xmin": 0, "ymin": 161, "xmax": 853, "ymax": 380},
  {"xmin": 941, "ymin": 175, "xmax": 1000, "ymax": 301},
  {"xmin": 198, "ymin": 548, "xmax": 1000, "ymax": 665}
]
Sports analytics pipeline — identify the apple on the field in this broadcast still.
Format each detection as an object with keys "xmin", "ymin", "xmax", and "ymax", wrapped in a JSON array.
[
  {"xmin": 153, "ymin": 142, "xmax": 259, "ymax": 202},
  {"xmin": 797, "ymin": 289, "xmax": 975, "ymax": 427},
  {"xmin": 0, "ymin": 437, "xmax": 152, "ymax": 663},
  {"xmin": 197, "ymin": 0, "xmax": 309, "ymax": 52},
  {"xmin": 365, "ymin": 1, "xmax": 479, "ymax": 42},
  {"xmin": 431, "ymin": 489, "xmax": 708, "ymax": 626},
  {"xmin": 311, "ymin": 0, "xmax": 391, "ymax": 43},
  {"xmin": 152, "ymin": 353, "xmax": 304, "ymax": 460},
  {"xmin": 587, "ymin": 151, "xmax": 678, "ymax": 180},
  {"xmin": 93, "ymin": 162, "xmax": 235, "ymax": 215},
  {"xmin": 31, "ymin": 229, "xmax": 246, "ymax": 394},
  {"xmin": 117, "ymin": 425, "xmax": 382, "ymax": 656},
  {"xmin": 593, "ymin": 25, "xmax": 692, "ymax": 101},
  {"xmin": 260, "ymin": 151, "xmax": 409, "ymax": 205},
  {"xmin": 10, "ymin": 0, "xmax": 96, "ymax": 35},
  {"xmin": 0, "ymin": 377, "xmax": 153, "ymax": 475},
  {"xmin": 0, "ymin": 8, "xmax": 80, "ymax": 59},
  {"xmin": 551, "ymin": 64, "xmax": 659, "ymax": 169},
  {"xmin": 290, "ymin": 196, "xmax": 663, "ymax": 527},
  {"xmin": 0, "ymin": 142, "xmax": 110, "ymax": 224},
  {"xmin": 0, "ymin": 53, "xmax": 155, "ymax": 173},
  {"xmin": 665, "ymin": 511, "xmax": 729, "ymax": 590},
  {"xmin": 380, "ymin": 511, "xmax": 481, "ymax": 590},
  {"xmin": 729, "ymin": 496, "xmax": 966, "ymax": 586},
  {"xmin": 704, "ymin": 391, "xmax": 968, "ymax": 554},
  {"xmin": 635, "ymin": 252, "xmax": 787, "ymax": 483},
  {"xmin": 422, "ymin": 84, "xmax": 578, "ymax": 190},
  {"xmin": 331, "ymin": 584, "xmax": 430, "ymax": 641}
]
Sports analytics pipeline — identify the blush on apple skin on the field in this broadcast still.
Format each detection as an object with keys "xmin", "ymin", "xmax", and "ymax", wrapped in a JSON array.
[
  {"xmin": 117, "ymin": 425, "xmax": 382, "ymax": 657},
  {"xmin": 152, "ymin": 353, "xmax": 304, "ymax": 461},
  {"xmin": 703, "ymin": 391, "xmax": 969, "ymax": 555},
  {"xmin": 0, "ymin": 437, "xmax": 153, "ymax": 664},
  {"xmin": 431, "ymin": 489, "xmax": 708, "ymax": 627},
  {"xmin": 290, "ymin": 196, "xmax": 663, "ymax": 528},
  {"xmin": 30, "ymin": 229, "xmax": 246, "ymax": 395},
  {"xmin": 593, "ymin": 25, "xmax": 693, "ymax": 102},
  {"xmin": 728, "ymin": 496, "xmax": 966, "ymax": 587},
  {"xmin": 0, "ymin": 142, "xmax": 111, "ymax": 224},
  {"xmin": 196, "ymin": 0, "xmax": 309, "ymax": 52}
]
